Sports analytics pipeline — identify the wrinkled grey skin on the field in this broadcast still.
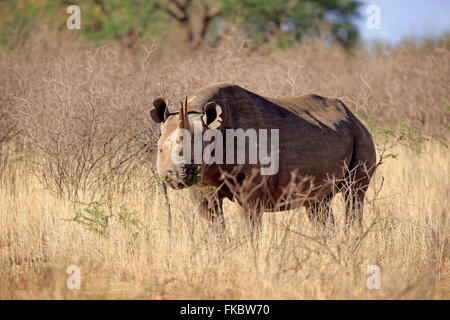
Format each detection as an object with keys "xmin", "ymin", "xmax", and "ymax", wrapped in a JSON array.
[{"xmin": 150, "ymin": 83, "xmax": 376, "ymax": 230}]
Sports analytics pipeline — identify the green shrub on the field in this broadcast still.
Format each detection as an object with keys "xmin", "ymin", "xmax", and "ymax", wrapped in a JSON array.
[{"xmin": 67, "ymin": 195, "xmax": 142, "ymax": 238}]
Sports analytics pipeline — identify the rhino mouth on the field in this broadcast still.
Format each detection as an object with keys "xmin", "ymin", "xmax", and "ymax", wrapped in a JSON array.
[
  {"xmin": 170, "ymin": 181, "xmax": 189, "ymax": 190},
  {"xmin": 166, "ymin": 166, "xmax": 201, "ymax": 189}
]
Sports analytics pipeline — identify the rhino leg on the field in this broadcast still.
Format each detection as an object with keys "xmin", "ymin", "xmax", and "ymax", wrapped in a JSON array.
[
  {"xmin": 342, "ymin": 161, "xmax": 374, "ymax": 228},
  {"xmin": 191, "ymin": 187, "xmax": 225, "ymax": 229},
  {"xmin": 305, "ymin": 193, "xmax": 335, "ymax": 226},
  {"xmin": 343, "ymin": 183, "xmax": 366, "ymax": 228}
]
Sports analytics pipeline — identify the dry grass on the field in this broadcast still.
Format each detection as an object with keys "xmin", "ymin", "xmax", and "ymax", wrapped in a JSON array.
[
  {"xmin": 0, "ymin": 141, "xmax": 448, "ymax": 299},
  {"xmin": 0, "ymin": 34, "xmax": 448, "ymax": 299}
]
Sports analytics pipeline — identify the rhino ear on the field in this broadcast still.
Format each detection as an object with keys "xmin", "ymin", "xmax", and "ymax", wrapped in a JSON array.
[
  {"xmin": 150, "ymin": 96, "xmax": 169, "ymax": 123},
  {"xmin": 202, "ymin": 102, "xmax": 223, "ymax": 129}
]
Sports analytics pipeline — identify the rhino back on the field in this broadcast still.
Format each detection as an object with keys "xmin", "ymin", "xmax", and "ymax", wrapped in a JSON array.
[{"xmin": 198, "ymin": 85, "xmax": 355, "ymax": 170}]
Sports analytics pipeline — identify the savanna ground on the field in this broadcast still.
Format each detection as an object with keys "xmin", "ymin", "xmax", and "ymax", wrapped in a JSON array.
[{"xmin": 0, "ymin": 31, "xmax": 448, "ymax": 299}]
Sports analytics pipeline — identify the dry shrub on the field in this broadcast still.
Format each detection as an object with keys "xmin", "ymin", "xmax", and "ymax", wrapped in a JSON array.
[
  {"xmin": 2, "ymin": 32, "xmax": 448, "ymax": 199},
  {"xmin": 5, "ymin": 46, "xmax": 161, "ymax": 198}
]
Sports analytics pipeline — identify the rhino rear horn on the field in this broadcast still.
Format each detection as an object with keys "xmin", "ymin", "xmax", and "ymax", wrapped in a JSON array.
[
  {"xmin": 150, "ymin": 96, "xmax": 169, "ymax": 123},
  {"xmin": 202, "ymin": 102, "xmax": 222, "ymax": 129},
  {"xmin": 178, "ymin": 97, "xmax": 191, "ymax": 130}
]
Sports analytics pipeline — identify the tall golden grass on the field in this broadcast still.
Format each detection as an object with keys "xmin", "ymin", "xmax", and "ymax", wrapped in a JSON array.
[
  {"xmin": 0, "ymin": 33, "xmax": 448, "ymax": 299},
  {"xmin": 0, "ymin": 141, "xmax": 448, "ymax": 299}
]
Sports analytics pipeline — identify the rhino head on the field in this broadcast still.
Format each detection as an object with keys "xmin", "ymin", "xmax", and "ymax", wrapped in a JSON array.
[{"xmin": 149, "ymin": 96, "xmax": 223, "ymax": 189}]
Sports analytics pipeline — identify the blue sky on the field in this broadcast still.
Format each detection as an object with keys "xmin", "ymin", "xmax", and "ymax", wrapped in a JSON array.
[{"xmin": 355, "ymin": 0, "xmax": 450, "ymax": 44}]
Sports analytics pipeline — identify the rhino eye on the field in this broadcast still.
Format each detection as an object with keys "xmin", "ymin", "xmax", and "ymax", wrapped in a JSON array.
[{"xmin": 159, "ymin": 149, "xmax": 163, "ymax": 153}]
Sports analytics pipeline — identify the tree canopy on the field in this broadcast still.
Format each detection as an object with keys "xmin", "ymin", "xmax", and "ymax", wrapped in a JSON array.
[{"xmin": 0, "ymin": 0, "xmax": 362, "ymax": 50}]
